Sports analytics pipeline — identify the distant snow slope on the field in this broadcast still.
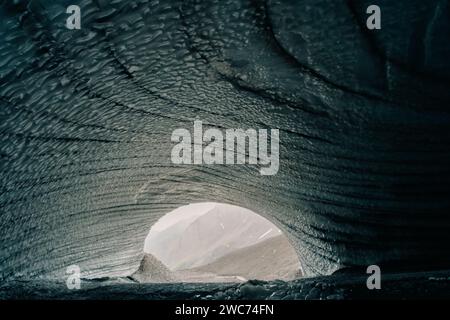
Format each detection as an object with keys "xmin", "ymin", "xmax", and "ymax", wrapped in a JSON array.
[
  {"xmin": 145, "ymin": 203, "xmax": 282, "ymax": 270},
  {"xmin": 193, "ymin": 235, "xmax": 302, "ymax": 281}
]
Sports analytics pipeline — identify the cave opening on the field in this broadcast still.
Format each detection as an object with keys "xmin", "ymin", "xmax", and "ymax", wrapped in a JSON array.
[{"xmin": 132, "ymin": 202, "xmax": 302, "ymax": 283}]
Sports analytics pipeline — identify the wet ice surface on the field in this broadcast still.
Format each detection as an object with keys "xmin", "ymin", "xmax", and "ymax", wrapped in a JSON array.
[
  {"xmin": 1, "ymin": 270, "xmax": 450, "ymax": 300},
  {"xmin": 1, "ymin": 0, "xmax": 450, "ymax": 285}
]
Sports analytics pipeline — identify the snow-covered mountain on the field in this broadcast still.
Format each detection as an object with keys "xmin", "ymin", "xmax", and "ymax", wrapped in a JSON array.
[
  {"xmin": 133, "ymin": 235, "xmax": 301, "ymax": 283},
  {"xmin": 144, "ymin": 203, "xmax": 282, "ymax": 270}
]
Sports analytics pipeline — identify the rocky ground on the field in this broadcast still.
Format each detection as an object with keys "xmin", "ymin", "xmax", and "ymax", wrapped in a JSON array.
[{"xmin": 1, "ymin": 269, "xmax": 449, "ymax": 300}]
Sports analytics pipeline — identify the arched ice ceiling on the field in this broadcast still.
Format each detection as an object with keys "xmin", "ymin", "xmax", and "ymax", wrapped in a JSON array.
[{"xmin": 1, "ymin": 0, "xmax": 450, "ymax": 281}]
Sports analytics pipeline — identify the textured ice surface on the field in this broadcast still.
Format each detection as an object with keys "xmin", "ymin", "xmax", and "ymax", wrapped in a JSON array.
[{"xmin": 0, "ymin": 0, "xmax": 450, "ymax": 285}]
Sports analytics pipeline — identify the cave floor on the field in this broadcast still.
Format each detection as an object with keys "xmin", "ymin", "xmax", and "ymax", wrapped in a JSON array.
[{"xmin": 1, "ymin": 269, "xmax": 449, "ymax": 300}]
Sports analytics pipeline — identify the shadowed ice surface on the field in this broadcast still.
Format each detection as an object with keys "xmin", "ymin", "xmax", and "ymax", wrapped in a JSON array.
[{"xmin": 1, "ymin": 0, "xmax": 450, "ymax": 299}]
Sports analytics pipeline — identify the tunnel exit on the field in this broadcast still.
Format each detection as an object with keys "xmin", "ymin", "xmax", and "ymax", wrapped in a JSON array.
[{"xmin": 132, "ymin": 203, "xmax": 302, "ymax": 283}]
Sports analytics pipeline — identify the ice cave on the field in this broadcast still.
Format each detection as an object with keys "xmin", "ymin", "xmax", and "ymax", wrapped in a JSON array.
[{"xmin": 0, "ymin": 0, "xmax": 450, "ymax": 299}]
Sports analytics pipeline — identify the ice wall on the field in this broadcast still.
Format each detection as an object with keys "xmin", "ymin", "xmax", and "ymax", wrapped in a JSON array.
[{"xmin": 1, "ymin": 0, "xmax": 450, "ymax": 281}]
